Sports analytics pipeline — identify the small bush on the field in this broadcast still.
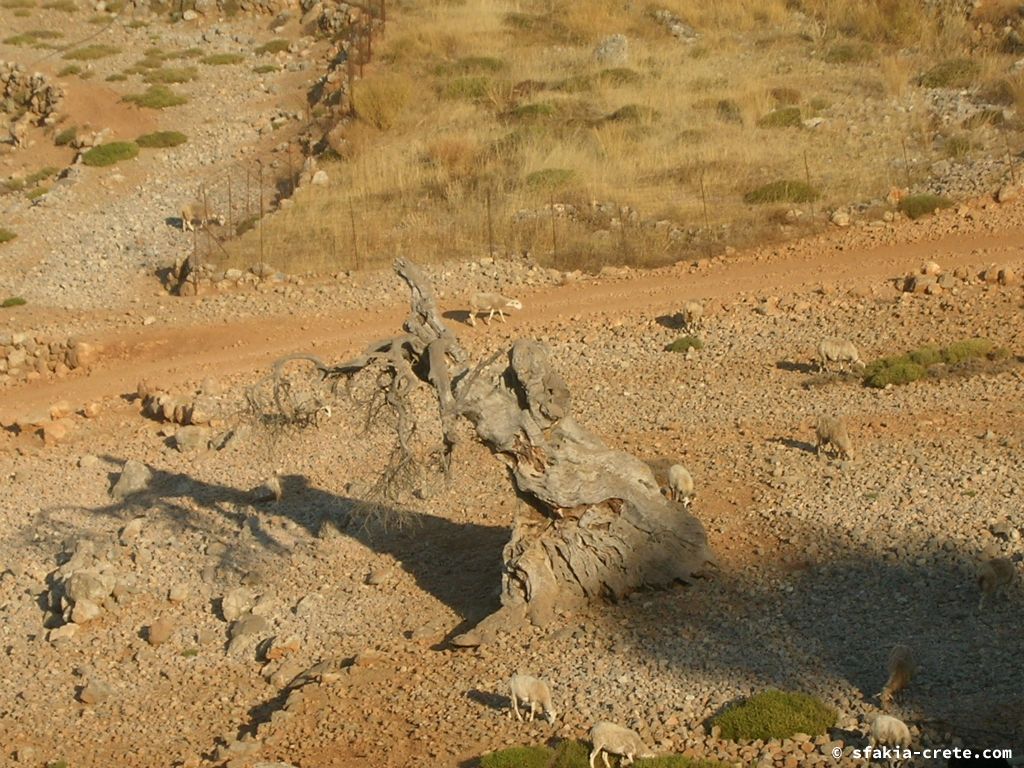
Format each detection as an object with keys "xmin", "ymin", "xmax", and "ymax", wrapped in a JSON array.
[
  {"xmin": 769, "ymin": 86, "xmax": 801, "ymax": 105},
  {"xmin": 42, "ymin": 0, "xmax": 76, "ymax": 8},
  {"xmin": 941, "ymin": 338, "xmax": 994, "ymax": 364},
  {"xmin": 918, "ymin": 58, "xmax": 980, "ymax": 88},
  {"xmin": 4, "ymin": 29, "xmax": 63, "ymax": 45},
  {"xmin": 435, "ymin": 56, "xmax": 506, "ymax": 76},
  {"xmin": 143, "ymin": 66, "xmax": 198, "ymax": 84},
  {"xmin": 962, "ymin": 108, "xmax": 1004, "ymax": 129},
  {"xmin": 253, "ymin": 64, "xmax": 279, "ymax": 74},
  {"xmin": 64, "ymin": 44, "xmax": 120, "ymax": 60},
  {"xmin": 908, "ymin": 346, "xmax": 942, "ymax": 366},
  {"xmin": 863, "ymin": 358, "xmax": 926, "ymax": 388},
  {"xmin": 509, "ymin": 102, "xmax": 557, "ymax": 119},
  {"xmin": 81, "ymin": 141, "xmax": 139, "ymax": 167},
  {"xmin": 351, "ymin": 73, "xmax": 413, "ymax": 130},
  {"xmin": 599, "ymin": 67, "xmax": 642, "ymax": 85},
  {"xmin": 525, "ymin": 168, "xmax": 575, "ymax": 188},
  {"xmin": 170, "ymin": 47, "xmax": 204, "ymax": 59},
  {"xmin": 1, "ymin": 0, "xmax": 35, "ymax": 7},
  {"xmin": 606, "ymin": 104, "xmax": 659, "ymax": 122},
  {"xmin": 665, "ymin": 335, "xmax": 703, "ymax": 354},
  {"xmin": 2, "ymin": 296, "xmax": 27, "ymax": 307},
  {"xmin": 26, "ymin": 187, "xmax": 48, "ymax": 200},
  {"xmin": 442, "ymin": 76, "xmax": 493, "ymax": 101},
  {"xmin": 0, "ymin": 229, "xmax": 17, "ymax": 244},
  {"xmin": 255, "ymin": 38, "xmax": 290, "ymax": 55},
  {"xmin": 122, "ymin": 85, "xmax": 188, "ymax": 109},
  {"xmin": 744, "ymin": 180, "xmax": 819, "ymax": 204},
  {"xmin": 550, "ymin": 740, "xmax": 590, "ymax": 768},
  {"xmin": 24, "ymin": 167, "xmax": 58, "ymax": 186},
  {"xmin": 54, "ymin": 126, "xmax": 77, "ymax": 145},
  {"xmin": 716, "ymin": 98, "xmax": 742, "ymax": 124},
  {"xmin": 943, "ymin": 135, "xmax": 973, "ymax": 159},
  {"xmin": 201, "ymin": 52, "xmax": 245, "ymax": 65},
  {"xmin": 136, "ymin": 130, "xmax": 188, "ymax": 148},
  {"xmin": 713, "ymin": 689, "xmax": 836, "ymax": 741},
  {"xmin": 106, "ymin": 73, "xmax": 128, "ymax": 82},
  {"xmin": 479, "ymin": 746, "xmax": 552, "ymax": 768},
  {"xmin": 58, "ymin": 65, "xmax": 82, "ymax": 77},
  {"xmin": 898, "ymin": 194, "xmax": 951, "ymax": 220},
  {"xmin": 757, "ymin": 106, "xmax": 802, "ymax": 128},
  {"xmin": 824, "ymin": 41, "xmax": 875, "ymax": 63}
]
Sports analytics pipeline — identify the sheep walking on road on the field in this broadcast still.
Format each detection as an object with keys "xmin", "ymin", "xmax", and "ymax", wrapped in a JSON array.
[
  {"xmin": 509, "ymin": 674, "xmax": 556, "ymax": 724},
  {"xmin": 468, "ymin": 292, "xmax": 522, "ymax": 326},
  {"xmin": 818, "ymin": 338, "xmax": 865, "ymax": 373}
]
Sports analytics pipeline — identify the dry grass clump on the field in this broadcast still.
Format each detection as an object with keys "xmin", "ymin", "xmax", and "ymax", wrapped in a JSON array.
[
  {"xmin": 122, "ymin": 85, "xmax": 188, "ymax": 109},
  {"xmin": 143, "ymin": 66, "xmax": 198, "ymax": 84},
  {"xmin": 63, "ymin": 44, "xmax": 120, "ymax": 60},
  {"xmin": 351, "ymin": 73, "xmax": 415, "ymax": 130}
]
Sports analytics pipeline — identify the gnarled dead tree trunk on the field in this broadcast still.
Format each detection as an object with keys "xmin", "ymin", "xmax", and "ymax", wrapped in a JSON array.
[{"xmin": 265, "ymin": 258, "xmax": 713, "ymax": 645}]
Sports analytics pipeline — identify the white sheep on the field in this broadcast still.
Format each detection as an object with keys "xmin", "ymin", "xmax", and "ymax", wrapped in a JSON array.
[
  {"xmin": 509, "ymin": 674, "xmax": 556, "ymax": 724},
  {"xmin": 978, "ymin": 556, "xmax": 1015, "ymax": 610},
  {"xmin": 681, "ymin": 300, "xmax": 703, "ymax": 332},
  {"xmin": 816, "ymin": 414, "xmax": 854, "ymax": 460},
  {"xmin": 667, "ymin": 464, "xmax": 695, "ymax": 505},
  {"xmin": 817, "ymin": 338, "xmax": 865, "ymax": 373},
  {"xmin": 880, "ymin": 644, "xmax": 915, "ymax": 709},
  {"xmin": 866, "ymin": 713, "xmax": 912, "ymax": 764},
  {"xmin": 468, "ymin": 292, "xmax": 522, "ymax": 326},
  {"xmin": 180, "ymin": 200, "xmax": 225, "ymax": 232},
  {"xmin": 589, "ymin": 721, "xmax": 654, "ymax": 768}
]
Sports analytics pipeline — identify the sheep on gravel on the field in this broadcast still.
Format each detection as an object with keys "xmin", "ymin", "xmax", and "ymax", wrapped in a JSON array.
[
  {"xmin": 978, "ymin": 556, "xmax": 1015, "ymax": 610},
  {"xmin": 509, "ymin": 674, "xmax": 556, "ymax": 724},
  {"xmin": 681, "ymin": 300, "xmax": 703, "ymax": 332},
  {"xmin": 468, "ymin": 292, "xmax": 522, "ymax": 327},
  {"xmin": 816, "ymin": 415, "xmax": 854, "ymax": 460},
  {"xmin": 180, "ymin": 200, "xmax": 225, "ymax": 232},
  {"xmin": 880, "ymin": 644, "xmax": 916, "ymax": 709},
  {"xmin": 667, "ymin": 464, "xmax": 695, "ymax": 505},
  {"xmin": 866, "ymin": 713, "xmax": 912, "ymax": 759},
  {"xmin": 817, "ymin": 338, "xmax": 865, "ymax": 373},
  {"xmin": 589, "ymin": 721, "xmax": 654, "ymax": 768}
]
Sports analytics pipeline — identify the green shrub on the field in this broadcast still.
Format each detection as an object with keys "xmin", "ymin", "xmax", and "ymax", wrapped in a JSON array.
[
  {"xmin": 58, "ymin": 65, "xmax": 82, "ymax": 77},
  {"xmin": 64, "ymin": 44, "xmax": 120, "ymax": 60},
  {"xmin": 122, "ymin": 85, "xmax": 188, "ymax": 109},
  {"xmin": 769, "ymin": 86, "xmax": 801, "ymax": 105},
  {"xmin": 525, "ymin": 168, "xmax": 575, "ymax": 188},
  {"xmin": 716, "ymin": 98, "xmax": 742, "ymax": 124},
  {"xmin": 42, "ymin": 0, "xmax": 76, "ymax": 8},
  {"xmin": 201, "ymin": 52, "xmax": 245, "ymax": 65},
  {"xmin": 907, "ymin": 346, "xmax": 942, "ymax": 366},
  {"xmin": 24, "ymin": 167, "xmax": 58, "ymax": 186},
  {"xmin": 509, "ymin": 102, "xmax": 557, "ymax": 119},
  {"xmin": 863, "ymin": 355, "xmax": 926, "ymax": 388},
  {"xmin": 1, "ymin": 296, "xmax": 27, "ymax": 307},
  {"xmin": 4, "ymin": 29, "xmax": 63, "ymax": 45},
  {"xmin": 81, "ymin": 141, "xmax": 139, "ymax": 167},
  {"xmin": 351, "ymin": 73, "xmax": 413, "ymax": 130},
  {"xmin": 919, "ymin": 58, "xmax": 980, "ymax": 88},
  {"xmin": 606, "ymin": 104, "xmax": 659, "ymax": 122},
  {"xmin": 479, "ymin": 746, "xmax": 552, "ymax": 768},
  {"xmin": 824, "ymin": 41, "xmax": 874, "ymax": 63},
  {"xmin": 169, "ymin": 47, "xmax": 204, "ymax": 59},
  {"xmin": 136, "ymin": 130, "xmax": 188, "ymax": 148},
  {"xmin": 143, "ymin": 66, "xmax": 198, "ymax": 84},
  {"xmin": 713, "ymin": 689, "xmax": 836, "ymax": 741},
  {"xmin": 757, "ymin": 106, "xmax": 802, "ymax": 128},
  {"xmin": 253, "ymin": 63, "xmax": 279, "ymax": 74},
  {"xmin": 255, "ymin": 38, "xmax": 290, "ymax": 55},
  {"xmin": 550, "ymin": 740, "xmax": 590, "ymax": 768},
  {"xmin": 54, "ymin": 126, "xmax": 77, "ymax": 145},
  {"xmin": 943, "ymin": 135, "xmax": 973, "ymax": 159},
  {"xmin": 26, "ymin": 186, "xmax": 48, "ymax": 200},
  {"xmin": 442, "ymin": 75, "xmax": 493, "ymax": 101},
  {"xmin": 599, "ymin": 67, "xmax": 642, "ymax": 85},
  {"xmin": 744, "ymin": 180, "xmax": 819, "ymax": 204},
  {"xmin": 435, "ymin": 56, "xmax": 506, "ymax": 76},
  {"xmin": 0, "ymin": 229, "xmax": 17, "ymax": 244},
  {"xmin": 898, "ymin": 194, "xmax": 951, "ymax": 220},
  {"xmin": 665, "ymin": 335, "xmax": 703, "ymax": 354},
  {"xmin": 941, "ymin": 338, "xmax": 994, "ymax": 364},
  {"xmin": 106, "ymin": 73, "xmax": 128, "ymax": 82}
]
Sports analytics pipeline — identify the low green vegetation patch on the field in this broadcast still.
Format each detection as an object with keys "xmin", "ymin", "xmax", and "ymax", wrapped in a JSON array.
[
  {"xmin": 58, "ymin": 64, "xmax": 82, "ymax": 77},
  {"xmin": 26, "ymin": 186, "xmax": 48, "ymax": 200},
  {"xmin": 64, "ymin": 44, "xmax": 120, "ymax": 60},
  {"xmin": 106, "ymin": 73, "xmax": 128, "ymax": 82},
  {"xmin": 255, "ymin": 38, "xmax": 290, "ymax": 55},
  {"xmin": 918, "ymin": 58, "xmax": 980, "ymax": 88},
  {"xmin": 136, "ymin": 130, "xmax": 188, "ymax": 148},
  {"xmin": 713, "ymin": 689, "xmax": 836, "ymax": 741},
  {"xmin": 435, "ymin": 55, "xmax": 506, "ymax": 76},
  {"xmin": 665, "ymin": 335, "xmax": 703, "ymax": 354},
  {"xmin": 509, "ymin": 101, "xmax": 557, "ymax": 119},
  {"xmin": 81, "ymin": 141, "xmax": 139, "ymax": 167},
  {"xmin": 24, "ymin": 166, "xmax": 58, "ymax": 186},
  {"xmin": 0, "ymin": 228, "xmax": 17, "ymax": 244},
  {"xmin": 824, "ymin": 41, "xmax": 875, "ymax": 63},
  {"xmin": 122, "ymin": 85, "xmax": 188, "ymax": 109},
  {"xmin": 201, "ymin": 52, "xmax": 245, "ymax": 65},
  {"xmin": 898, "ymin": 193, "xmax": 951, "ymax": 220},
  {"xmin": 480, "ymin": 740, "xmax": 727, "ymax": 768},
  {"xmin": 606, "ymin": 104, "xmax": 659, "ymax": 122},
  {"xmin": 863, "ymin": 338, "xmax": 1006, "ymax": 388},
  {"xmin": 757, "ymin": 106, "xmax": 802, "ymax": 128},
  {"xmin": 4, "ymin": 29, "xmax": 63, "ymax": 46},
  {"xmin": 2, "ymin": 296, "xmax": 28, "ymax": 307},
  {"xmin": 1, "ymin": 0, "xmax": 35, "ymax": 7},
  {"xmin": 525, "ymin": 168, "xmax": 575, "ymax": 188},
  {"xmin": 42, "ymin": 0, "xmax": 76, "ymax": 8},
  {"xmin": 253, "ymin": 63, "xmax": 279, "ymax": 74},
  {"xmin": 744, "ymin": 179, "xmax": 819, "ymax": 204},
  {"xmin": 442, "ymin": 75, "xmax": 493, "ymax": 101},
  {"xmin": 143, "ymin": 66, "xmax": 198, "ymax": 84},
  {"xmin": 54, "ymin": 125, "xmax": 77, "ymax": 146}
]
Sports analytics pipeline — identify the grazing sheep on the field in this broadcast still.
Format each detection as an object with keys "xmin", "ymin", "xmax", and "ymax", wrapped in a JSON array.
[
  {"xmin": 681, "ymin": 300, "xmax": 703, "ymax": 332},
  {"xmin": 978, "ymin": 557, "xmax": 1015, "ymax": 610},
  {"xmin": 816, "ymin": 415, "xmax": 854, "ymax": 460},
  {"xmin": 866, "ymin": 713, "xmax": 912, "ymax": 765},
  {"xmin": 880, "ymin": 644, "xmax": 916, "ymax": 709},
  {"xmin": 468, "ymin": 292, "xmax": 522, "ymax": 326},
  {"xmin": 667, "ymin": 463, "xmax": 695, "ymax": 505},
  {"xmin": 817, "ymin": 337, "xmax": 865, "ymax": 373},
  {"xmin": 589, "ymin": 722, "xmax": 654, "ymax": 768},
  {"xmin": 180, "ymin": 200, "xmax": 225, "ymax": 232},
  {"xmin": 509, "ymin": 674, "xmax": 556, "ymax": 724}
]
